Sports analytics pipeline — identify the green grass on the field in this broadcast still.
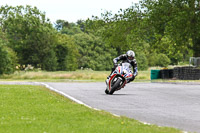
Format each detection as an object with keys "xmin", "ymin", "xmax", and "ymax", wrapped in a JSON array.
[
  {"xmin": 0, "ymin": 69, "xmax": 199, "ymax": 83},
  {"xmin": 0, "ymin": 70, "xmax": 150, "ymax": 82},
  {"xmin": 0, "ymin": 85, "xmax": 181, "ymax": 133}
]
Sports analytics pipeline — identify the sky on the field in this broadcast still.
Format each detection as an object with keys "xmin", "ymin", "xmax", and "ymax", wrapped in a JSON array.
[{"xmin": 0, "ymin": 0, "xmax": 139, "ymax": 23}]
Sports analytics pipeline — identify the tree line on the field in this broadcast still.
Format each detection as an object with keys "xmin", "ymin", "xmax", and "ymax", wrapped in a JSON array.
[
  {"xmin": 0, "ymin": 5, "xmax": 118, "ymax": 74},
  {"xmin": 1, "ymin": 0, "xmax": 199, "ymax": 74},
  {"xmin": 86, "ymin": 0, "xmax": 199, "ymax": 69}
]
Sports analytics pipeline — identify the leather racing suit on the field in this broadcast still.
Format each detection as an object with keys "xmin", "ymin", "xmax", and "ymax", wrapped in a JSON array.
[{"xmin": 112, "ymin": 54, "xmax": 138, "ymax": 82}]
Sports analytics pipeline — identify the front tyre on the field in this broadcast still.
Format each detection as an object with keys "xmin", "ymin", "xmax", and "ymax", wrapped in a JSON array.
[
  {"xmin": 109, "ymin": 78, "xmax": 121, "ymax": 95},
  {"xmin": 105, "ymin": 89, "xmax": 109, "ymax": 94}
]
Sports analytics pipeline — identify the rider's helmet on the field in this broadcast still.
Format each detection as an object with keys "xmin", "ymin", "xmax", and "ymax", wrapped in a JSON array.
[{"xmin": 126, "ymin": 50, "xmax": 135, "ymax": 61}]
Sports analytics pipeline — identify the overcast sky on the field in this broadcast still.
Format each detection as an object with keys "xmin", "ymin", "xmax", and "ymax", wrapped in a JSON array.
[{"xmin": 0, "ymin": 0, "xmax": 139, "ymax": 23}]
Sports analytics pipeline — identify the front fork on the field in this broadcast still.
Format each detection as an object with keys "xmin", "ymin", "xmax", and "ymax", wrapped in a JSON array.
[{"xmin": 107, "ymin": 75, "xmax": 126, "ymax": 91}]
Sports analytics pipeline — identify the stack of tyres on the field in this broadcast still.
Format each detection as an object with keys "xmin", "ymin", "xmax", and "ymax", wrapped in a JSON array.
[
  {"xmin": 194, "ymin": 69, "xmax": 200, "ymax": 80},
  {"xmin": 169, "ymin": 69, "xmax": 174, "ymax": 78},
  {"xmin": 173, "ymin": 67, "xmax": 200, "ymax": 80},
  {"xmin": 151, "ymin": 67, "xmax": 200, "ymax": 80},
  {"xmin": 160, "ymin": 69, "xmax": 174, "ymax": 79},
  {"xmin": 160, "ymin": 70, "xmax": 169, "ymax": 79},
  {"xmin": 173, "ymin": 67, "xmax": 180, "ymax": 79}
]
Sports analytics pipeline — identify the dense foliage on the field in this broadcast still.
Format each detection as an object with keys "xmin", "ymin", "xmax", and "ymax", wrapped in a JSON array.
[
  {"xmin": 0, "ymin": 5, "xmax": 79, "ymax": 72},
  {"xmin": 0, "ymin": 30, "xmax": 17, "ymax": 74},
  {"xmin": 0, "ymin": 1, "xmax": 199, "ymax": 74},
  {"xmin": 86, "ymin": 0, "xmax": 198, "ymax": 67},
  {"xmin": 74, "ymin": 33, "xmax": 117, "ymax": 70},
  {"xmin": 54, "ymin": 19, "xmax": 118, "ymax": 71},
  {"xmin": 55, "ymin": 33, "xmax": 79, "ymax": 71},
  {"xmin": 0, "ymin": 40, "xmax": 17, "ymax": 74}
]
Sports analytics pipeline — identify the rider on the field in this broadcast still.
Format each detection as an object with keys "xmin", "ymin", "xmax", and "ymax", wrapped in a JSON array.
[{"xmin": 107, "ymin": 50, "xmax": 138, "ymax": 83}]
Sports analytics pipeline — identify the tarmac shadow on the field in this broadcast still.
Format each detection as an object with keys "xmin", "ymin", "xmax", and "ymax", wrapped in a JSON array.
[{"xmin": 102, "ymin": 93, "xmax": 134, "ymax": 96}]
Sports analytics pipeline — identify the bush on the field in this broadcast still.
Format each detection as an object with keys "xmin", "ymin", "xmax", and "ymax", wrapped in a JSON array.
[
  {"xmin": 74, "ymin": 33, "xmax": 118, "ymax": 71},
  {"xmin": 148, "ymin": 52, "xmax": 158, "ymax": 67},
  {"xmin": 56, "ymin": 34, "xmax": 79, "ymax": 71},
  {"xmin": 136, "ymin": 52, "xmax": 148, "ymax": 70},
  {"xmin": 157, "ymin": 53, "xmax": 171, "ymax": 67},
  {"xmin": 41, "ymin": 50, "xmax": 58, "ymax": 71},
  {"xmin": 0, "ymin": 41, "xmax": 18, "ymax": 74},
  {"xmin": 148, "ymin": 52, "xmax": 171, "ymax": 67}
]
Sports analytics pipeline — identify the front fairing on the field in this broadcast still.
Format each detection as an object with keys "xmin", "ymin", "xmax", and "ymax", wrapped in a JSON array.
[
  {"xmin": 113, "ymin": 63, "xmax": 133, "ymax": 80},
  {"xmin": 107, "ymin": 63, "xmax": 133, "ymax": 91}
]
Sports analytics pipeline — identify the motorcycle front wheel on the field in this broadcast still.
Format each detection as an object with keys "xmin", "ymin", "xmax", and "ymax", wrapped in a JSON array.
[
  {"xmin": 109, "ymin": 78, "xmax": 121, "ymax": 95},
  {"xmin": 105, "ymin": 89, "xmax": 109, "ymax": 94}
]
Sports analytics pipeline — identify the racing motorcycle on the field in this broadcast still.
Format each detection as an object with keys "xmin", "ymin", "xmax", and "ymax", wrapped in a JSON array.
[{"xmin": 105, "ymin": 63, "xmax": 133, "ymax": 95}]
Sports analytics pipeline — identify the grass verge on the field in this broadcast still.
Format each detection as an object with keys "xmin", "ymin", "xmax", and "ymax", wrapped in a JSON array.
[
  {"xmin": 0, "ymin": 70, "xmax": 150, "ymax": 82},
  {"xmin": 1, "ymin": 70, "xmax": 199, "ymax": 83},
  {"xmin": 0, "ymin": 85, "xmax": 181, "ymax": 133}
]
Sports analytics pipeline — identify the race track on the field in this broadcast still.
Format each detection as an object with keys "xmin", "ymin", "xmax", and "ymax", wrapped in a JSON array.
[
  {"xmin": 1, "ymin": 81, "xmax": 200, "ymax": 132},
  {"xmin": 45, "ymin": 82, "xmax": 200, "ymax": 133}
]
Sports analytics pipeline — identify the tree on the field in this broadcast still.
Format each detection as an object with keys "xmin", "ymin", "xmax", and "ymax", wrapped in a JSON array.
[
  {"xmin": 141, "ymin": 0, "xmax": 199, "ymax": 57},
  {"xmin": 55, "ymin": 20, "xmax": 82, "ymax": 35},
  {"xmin": 55, "ymin": 19, "xmax": 69, "ymax": 31},
  {"xmin": 77, "ymin": 19, "xmax": 86, "ymax": 32},
  {"xmin": 0, "ymin": 5, "xmax": 58, "ymax": 70},
  {"xmin": 55, "ymin": 33, "xmax": 79, "ymax": 71},
  {"xmin": 85, "ymin": 4, "xmax": 149, "ymax": 70},
  {"xmin": 0, "ymin": 30, "xmax": 17, "ymax": 74},
  {"xmin": 86, "ymin": 5, "xmax": 144, "ymax": 53},
  {"xmin": 157, "ymin": 54, "xmax": 171, "ymax": 67},
  {"xmin": 74, "ymin": 33, "xmax": 117, "ymax": 70}
]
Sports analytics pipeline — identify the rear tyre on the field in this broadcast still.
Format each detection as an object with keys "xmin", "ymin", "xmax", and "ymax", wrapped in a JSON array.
[{"xmin": 109, "ymin": 78, "xmax": 121, "ymax": 95}]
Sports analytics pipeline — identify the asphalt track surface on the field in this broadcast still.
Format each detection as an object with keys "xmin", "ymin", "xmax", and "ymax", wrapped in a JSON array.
[{"xmin": 1, "ymin": 81, "xmax": 200, "ymax": 132}]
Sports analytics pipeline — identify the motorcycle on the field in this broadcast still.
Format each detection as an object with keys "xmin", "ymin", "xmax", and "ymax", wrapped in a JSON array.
[{"xmin": 105, "ymin": 63, "xmax": 133, "ymax": 95}]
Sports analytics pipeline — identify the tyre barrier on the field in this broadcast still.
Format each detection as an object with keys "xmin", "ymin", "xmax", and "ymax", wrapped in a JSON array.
[
  {"xmin": 150, "ymin": 70, "xmax": 161, "ymax": 80},
  {"xmin": 173, "ymin": 67, "xmax": 200, "ymax": 80},
  {"xmin": 151, "ymin": 67, "xmax": 200, "ymax": 80},
  {"xmin": 160, "ymin": 69, "xmax": 174, "ymax": 79}
]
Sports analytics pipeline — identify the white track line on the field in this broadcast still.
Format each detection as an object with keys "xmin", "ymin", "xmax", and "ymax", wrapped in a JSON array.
[
  {"xmin": 40, "ymin": 83, "xmax": 96, "ymax": 109},
  {"xmin": 38, "ymin": 82, "xmax": 188, "ymax": 133},
  {"xmin": 39, "ymin": 82, "xmax": 120, "ymax": 116}
]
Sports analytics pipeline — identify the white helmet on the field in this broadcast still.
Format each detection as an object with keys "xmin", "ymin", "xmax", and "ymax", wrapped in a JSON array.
[{"xmin": 126, "ymin": 50, "xmax": 135, "ymax": 61}]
